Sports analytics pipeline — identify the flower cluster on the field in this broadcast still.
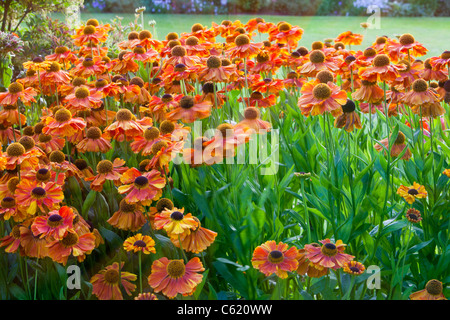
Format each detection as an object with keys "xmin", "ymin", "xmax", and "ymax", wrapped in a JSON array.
[{"xmin": 0, "ymin": 16, "xmax": 447, "ymax": 301}]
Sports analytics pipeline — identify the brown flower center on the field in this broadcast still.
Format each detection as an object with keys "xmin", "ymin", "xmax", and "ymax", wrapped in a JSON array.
[
  {"xmin": 216, "ymin": 123, "xmax": 234, "ymax": 137},
  {"xmin": 7, "ymin": 177, "xmax": 20, "ymax": 194},
  {"xmin": 316, "ymin": 70, "xmax": 334, "ymax": 84},
  {"xmin": 134, "ymin": 176, "xmax": 149, "ymax": 188},
  {"xmin": 133, "ymin": 46, "xmax": 146, "ymax": 54},
  {"xmin": 412, "ymin": 79, "xmax": 428, "ymax": 93},
  {"xmin": 144, "ymin": 127, "xmax": 160, "ymax": 140},
  {"xmin": 394, "ymin": 131, "xmax": 406, "ymax": 145},
  {"xmin": 363, "ymin": 47, "xmax": 377, "ymax": 57},
  {"xmin": 185, "ymin": 36, "xmax": 199, "ymax": 46},
  {"xmin": 54, "ymin": 108, "xmax": 72, "ymax": 122},
  {"xmin": 1, "ymin": 197, "xmax": 15, "ymax": 208},
  {"xmin": 116, "ymin": 109, "xmax": 133, "ymax": 121},
  {"xmin": 86, "ymin": 19, "xmax": 99, "ymax": 27},
  {"xmin": 8, "ymin": 82, "xmax": 24, "ymax": 94},
  {"xmin": 166, "ymin": 32, "xmax": 178, "ymax": 41},
  {"xmin": 139, "ymin": 30, "xmax": 152, "ymax": 40},
  {"xmin": 425, "ymin": 279, "xmax": 443, "ymax": 296},
  {"xmin": 235, "ymin": 34, "xmax": 250, "ymax": 46},
  {"xmin": 159, "ymin": 120, "xmax": 175, "ymax": 135},
  {"xmin": 373, "ymin": 54, "xmax": 390, "ymax": 67},
  {"xmin": 206, "ymin": 56, "xmax": 222, "ymax": 69},
  {"xmin": 170, "ymin": 211, "xmax": 184, "ymax": 221},
  {"xmin": 86, "ymin": 127, "xmax": 102, "ymax": 139},
  {"xmin": 104, "ymin": 269, "xmax": 120, "ymax": 284},
  {"xmin": 83, "ymin": 25, "xmax": 96, "ymax": 35},
  {"xmin": 75, "ymin": 87, "xmax": 90, "ymax": 99},
  {"xmin": 250, "ymin": 91, "xmax": 263, "ymax": 100},
  {"xmin": 244, "ymin": 107, "xmax": 259, "ymax": 120},
  {"xmin": 82, "ymin": 58, "xmax": 95, "ymax": 67},
  {"xmin": 180, "ymin": 96, "xmax": 195, "ymax": 109},
  {"xmin": 171, "ymin": 45, "xmax": 186, "ymax": 57},
  {"xmin": 134, "ymin": 240, "xmax": 147, "ymax": 247},
  {"xmin": 6, "ymin": 143, "xmax": 25, "ymax": 157},
  {"xmin": 151, "ymin": 140, "xmax": 168, "ymax": 154},
  {"xmin": 48, "ymin": 62, "xmax": 61, "ymax": 72},
  {"xmin": 311, "ymin": 41, "xmax": 324, "ymax": 50},
  {"xmin": 31, "ymin": 187, "xmax": 46, "ymax": 199},
  {"xmin": 166, "ymin": 260, "xmax": 186, "ymax": 278},
  {"xmin": 49, "ymin": 150, "xmax": 65, "ymax": 163},
  {"xmin": 309, "ymin": 50, "xmax": 325, "ymax": 64},
  {"xmin": 399, "ymin": 33, "xmax": 415, "ymax": 46},
  {"xmin": 47, "ymin": 214, "xmax": 64, "ymax": 228},
  {"xmin": 38, "ymin": 134, "xmax": 52, "ymax": 143},
  {"xmin": 408, "ymin": 188, "xmax": 419, "ymax": 195},
  {"xmin": 268, "ymin": 250, "xmax": 284, "ymax": 264},
  {"xmin": 97, "ymin": 160, "xmax": 113, "ymax": 174},
  {"xmin": 191, "ymin": 23, "xmax": 203, "ymax": 33},
  {"xmin": 321, "ymin": 243, "xmax": 337, "ymax": 257},
  {"xmin": 156, "ymin": 198, "xmax": 174, "ymax": 213},
  {"xmin": 441, "ymin": 51, "xmax": 450, "ymax": 60},
  {"xmin": 312, "ymin": 83, "xmax": 332, "ymax": 100},
  {"xmin": 119, "ymin": 199, "xmax": 136, "ymax": 213}
]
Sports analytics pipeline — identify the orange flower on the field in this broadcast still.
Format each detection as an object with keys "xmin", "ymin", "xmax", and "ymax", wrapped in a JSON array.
[
  {"xmin": 334, "ymin": 100, "xmax": 362, "ymax": 132},
  {"xmin": 104, "ymin": 109, "xmax": 144, "ymax": 142},
  {"xmin": 386, "ymin": 33, "xmax": 428, "ymax": 60},
  {"xmin": 165, "ymin": 45, "xmax": 201, "ymax": 67},
  {"xmin": 198, "ymin": 56, "xmax": 238, "ymax": 82},
  {"xmin": 296, "ymin": 247, "xmax": 329, "ymax": 278},
  {"xmin": 118, "ymin": 167, "xmax": 166, "ymax": 206},
  {"xmin": 409, "ymin": 279, "xmax": 447, "ymax": 300},
  {"xmin": 15, "ymin": 179, "xmax": 63, "ymax": 215},
  {"xmin": 359, "ymin": 54, "xmax": 404, "ymax": 83},
  {"xmin": 19, "ymin": 222, "xmax": 50, "ymax": 258},
  {"xmin": 91, "ymin": 262, "xmax": 137, "ymax": 300},
  {"xmin": 123, "ymin": 233, "xmax": 156, "ymax": 254},
  {"xmin": 403, "ymin": 79, "xmax": 444, "ymax": 118},
  {"xmin": 0, "ymin": 196, "xmax": 26, "ymax": 222},
  {"xmin": 76, "ymin": 126, "xmax": 112, "ymax": 153},
  {"xmin": 170, "ymin": 216, "xmax": 217, "ymax": 253},
  {"xmin": 397, "ymin": 182, "xmax": 427, "ymax": 204},
  {"xmin": 46, "ymin": 228, "xmax": 96, "ymax": 265},
  {"xmin": 304, "ymin": 239, "xmax": 354, "ymax": 270},
  {"xmin": 351, "ymin": 80, "xmax": 384, "ymax": 104},
  {"xmin": 148, "ymin": 257, "xmax": 204, "ymax": 299},
  {"xmin": 85, "ymin": 158, "xmax": 128, "ymax": 192},
  {"xmin": 73, "ymin": 23, "xmax": 109, "ymax": 47},
  {"xmin": 45, "ymin": 46, "xmax": 79, "ymax": 68},
  {"xmin": 31, "ymin": 206, "xmax": 75, "ymax": 240},
  {"xmin": 153, "ymin": 207, "xmax": 199, "ymax": 237},
  {"xmin": 107, "ymin": 199, "xmax": 146, "ymax": 232},
  {"xmin": 268, "ymin": 22, "xmax": 304, "ymax": 48},
  {"xmin": 226, "ymin": 34, "xmax": 262, "ymax": 60},
  {"xmin": 0, "ymin": 82, "xmax": 37, "ymax": 106},
  {"xmin": 64, "ymin": 87, "xmax": 104, "ymax": 112},
  {"xmin": 123, "ymin": 45, "xmax": 158, "ymax": 64},
  {"xmin": 166, "ymin": 95, "xmax": 212, "ymax": 123},
  {"xmin": 298, "ymin": 81, "xmax": 347, "ymax": 117},
  {"xmin": 234, "ymin": 107, "xmax": 271, "ymax": 133},
  {"xmin": 42, "ymin": 107, "xmax": 86, "ymax": 138},
  {"xmin": 374, "ymin": 131, "xmax": 411, "ymax": 161},
  {"xmin": 299, "ymin": 50, "xmax": 340, "ymax": 77},
  {"xmin": 71, "ymin": 56, "xmax": 106, "ymax": 78},
  {"xmin": 343, "ymin": 260, "xmax": 365, "ymax": 275},
  {"xmin": 251, "ymin": 240, "xmax": 299, "ymax": 279},
  {"xmin": 334, "ymin": 31, "xmax": 363, "ymax": 46}
]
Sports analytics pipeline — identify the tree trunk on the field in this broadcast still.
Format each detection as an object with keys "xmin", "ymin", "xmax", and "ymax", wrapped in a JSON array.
[{"xmin": 1, "ymin": 0, "xmax": 12, "ymax": 32}]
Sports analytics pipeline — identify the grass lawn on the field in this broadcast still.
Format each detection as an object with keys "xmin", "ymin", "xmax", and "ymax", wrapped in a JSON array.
[{"xmin": 52, "ymin": 13, "xmax": 450, "ymax": 58}]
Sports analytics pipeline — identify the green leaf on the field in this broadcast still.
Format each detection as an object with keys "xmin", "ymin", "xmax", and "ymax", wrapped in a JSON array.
[
  {"xmin": 9, "ymin": 284, "xmax": 28, "ymax": 300},
  {"xmin": 82, "ymin": 190, "xmax": 97, "ymax": 217}
]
